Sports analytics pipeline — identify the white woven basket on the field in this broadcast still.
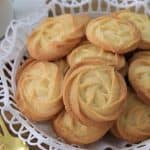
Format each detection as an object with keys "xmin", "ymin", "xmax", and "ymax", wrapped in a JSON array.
[{"xmin": 0, "ymin": 0, "xmax": 150, "ymax": 150}]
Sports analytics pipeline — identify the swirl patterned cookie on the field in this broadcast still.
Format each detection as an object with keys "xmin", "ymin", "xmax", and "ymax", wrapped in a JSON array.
[
  {"xmin": 130, "ymin": 51, "xmax": 150, "ymax": 62},
  {"xmin": 111, "ymin": 89, "xmax": 150, "ymax": 143},
  {"xmin": 113, "ymin": 10, "xmax": 150, "ymax": 49},
  {"xmin": 86, "ymin": 16, "xmax": 140, "ymax": 54},
  {"xmin": 27, "ymin": 14, "xmax": 90, "ymax": 60},
  {"xmin": 52, "ymin": 111, "xmax": 112, "ymax": 145},
  {"xmin": 67, "ymin": 41, "xmax": 126, "ymax": 70},
  {"xmin": 63, "ymin": 60, "xmax": 127, "ymax": 126},
  {"xmin": 16, "ymin": 58, "xmax": 34, "ymax": 83},
  {"xmin": 16, "ymin": 60, "xmax": 64, "ymax": 121},
  {"xmin": 128, "ymin": 51, "xmax": 150, "ymax": 105},
  {"xmin": 54, "ymin": 59, "xmax": 69, "ymax": 76}
]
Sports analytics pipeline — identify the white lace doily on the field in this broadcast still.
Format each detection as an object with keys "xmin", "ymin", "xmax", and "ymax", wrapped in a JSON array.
[{"xmin": 0, "ymin": 0, "xmax": 150, "ymax": 150}]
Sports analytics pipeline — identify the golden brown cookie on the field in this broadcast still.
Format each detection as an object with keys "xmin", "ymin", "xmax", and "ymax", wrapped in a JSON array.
[
  {"xmin": 63, "ymin": 59, "xmax": 127, "ymax": 126},
  {"xmin": 111, "ymin": 123, "xmax": 122, "ymax": 139},
  {"xmin": 113, "ymin": 10, "xmax": 150, "ymax": 49},
  {"xmin": 52, "ymin": 111, "xmax": 111, "ymax": 145},
  {"xmin": 67, "ymin": 41, "xmax": 126, "ymax": 70},
  {"xmin": 86, "ymin": 16, "xmax": 140, "ymax": 54},
  {"xmin": 16, "ymin": 58, "xmax": 69, "ymax": 82},
  {"xmin": 111, "ymin": 89, "xmax": 150, "ymax": 143},
  {"xmin": 27, "ymin": 14, "xmax": 90, "ymax": 61},
  {"xmin": 128, "ymin": 52, "xmax": 150, "ymax": 105},
  {"xmin": 119, "ymin": 62, "xmax": 128, "ymax": 77},
  {"xmin": 16, "ymin": 58, "xmax": 34, "ymax": 83},
  {"xmin": 16, "ymin": 60, "xmax": 64, "ymax": 121},
  {"xmin": 54, "ymin": 59, "xmax": 69, "ymax": 76},
  {"xmin": 130, "ymin": 51, "xmax": 150, "ymax": 62}
]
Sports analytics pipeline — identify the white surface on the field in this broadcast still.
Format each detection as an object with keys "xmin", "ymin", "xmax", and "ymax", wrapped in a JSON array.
[
  {"xmin": 13, "ymin": 0, "xmax": 46, "ymax": 19},
  {"xmin": 0, "ymin": 0, "xmax": 13, "ymax": 38},
  {"xmin": 0, "ymin": 0, "xmax": 46, "ymax": 38}
]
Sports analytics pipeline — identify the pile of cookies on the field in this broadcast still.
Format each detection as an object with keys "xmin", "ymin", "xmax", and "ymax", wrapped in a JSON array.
[{"xmin": 16, "ymin": 10, "xmax": 150, "ymax": 145}]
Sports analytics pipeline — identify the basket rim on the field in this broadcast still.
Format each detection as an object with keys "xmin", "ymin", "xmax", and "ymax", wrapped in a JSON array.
[{"xmin": 0, "ymin": 0, "xmax": 150, "ymax": 150}]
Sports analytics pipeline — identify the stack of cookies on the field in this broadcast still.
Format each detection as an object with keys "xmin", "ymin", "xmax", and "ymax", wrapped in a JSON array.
[{"xmin": 16, "ymin": 10, "xmax": 150, "ymax": 145}]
